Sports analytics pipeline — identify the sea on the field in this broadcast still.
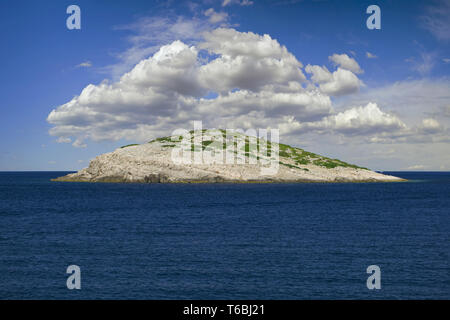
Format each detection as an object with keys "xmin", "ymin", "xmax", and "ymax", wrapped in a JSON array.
[{"xmin": 0, "ymin": 171, "xmax": 449, "ymax": 299}]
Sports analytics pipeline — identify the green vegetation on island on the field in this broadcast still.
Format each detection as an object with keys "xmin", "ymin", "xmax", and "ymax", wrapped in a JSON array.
[{"xmin": 123, "ymin": 130, "xmax": 367, "ymax": 170}]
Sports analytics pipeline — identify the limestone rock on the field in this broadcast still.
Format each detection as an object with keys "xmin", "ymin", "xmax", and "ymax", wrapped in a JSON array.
[{"xmin": 53, "ymin": 130, "xmax": 405, "ymax": 183}]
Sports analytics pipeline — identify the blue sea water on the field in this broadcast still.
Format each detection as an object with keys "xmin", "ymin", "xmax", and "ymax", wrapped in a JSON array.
[{"xmin": 0, "ymin": 171, "xmax": 449, "ymax": 299}]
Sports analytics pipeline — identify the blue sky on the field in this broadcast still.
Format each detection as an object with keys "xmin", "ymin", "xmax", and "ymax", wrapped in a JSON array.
[{"xmin": 1, "ymin": 0, "xmax": 449, "ymax": 171}]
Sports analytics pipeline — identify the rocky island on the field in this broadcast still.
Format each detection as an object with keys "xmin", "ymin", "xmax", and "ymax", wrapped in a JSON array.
[{"xmin": 53, "ymin": 129, "xmax": 405, "ymax": 183}]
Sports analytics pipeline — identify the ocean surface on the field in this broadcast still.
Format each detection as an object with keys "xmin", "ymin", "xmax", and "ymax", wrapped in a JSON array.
[{"xmin": 0, "ymin": 171, "xmax": 449, "ymax": 299}]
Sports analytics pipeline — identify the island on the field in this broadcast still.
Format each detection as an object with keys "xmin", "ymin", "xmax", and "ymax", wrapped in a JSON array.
[{"xmin": 52, "ymin": 129, "xmax": 405, "ymax": 183}]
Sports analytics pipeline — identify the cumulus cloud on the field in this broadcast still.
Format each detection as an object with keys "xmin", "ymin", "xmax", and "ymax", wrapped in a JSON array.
[
  {"xmin": 332, "ymin": 79, "xmax": 450, "ymax": 145},
  {"xmin": 198, "ymin": 31, "xmax": 306, "ymax": 93},
  {"xmin": 317, "ymin": 68, "xmax": 362, "ymax": 96},
  {"xmin": 305, "ymin": 65, "xmax": 332, "ymax": 84},
  {"xmin": 48, "ymin": 28, "xmax": 402, "ymax": 147},
  {"xmin": 338, "ymin": 79, "xmax": 450, "ymax": 121},
  {"xmin": 196, "ymin": 89, "xmax": 332, "ymax": 121},
  {"xmin": 329, "ymin": 53, "xmax": 363, "ymax": 74},
  {"xmin": 121, "ymin": 41, "xmax": 203, "ymax": 96},
  {"xmin": 279, "ymin": 103, "xmax": 406, "ymax": 136},
  {"xmin": 329, "ymin": 103, "xmax": 406, "ymax": 135},
  {"xmin": 421, "ymin": 118, "xmax": 442, "ymax": 133},
  {"xmin": 305, "ymin": 65, "xmax": 362, "ymax": 96},
  {"xmin": 104, "ymin": 15, "xmax": 228, "ymax": 79},
  {"xmin": 200, "ymin": 28, "xmax": 299, "ymax": 61}
]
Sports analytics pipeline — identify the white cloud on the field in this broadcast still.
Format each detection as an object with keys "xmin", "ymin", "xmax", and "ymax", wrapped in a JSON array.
[
  {"xmin": 406, "ymin": 52, "xmax": 437, "ymax": 75},
  {"xmin": 279, "ymin": 103, "xmax": 409, "ymax": 144},
  {"xmin": 421, "ymin": 0, "xmax": 450, "ymax": 41},
  {"xmin": 443, "ymin": 58, "xmax": 450, "ymax": 63},
  {"xmin": 318, "ymin": 68, "xmax": 362, "ymax": 97},
  {"xmin": 305, "ymin": 64, "xmax": 332, "ymax": 83},
  {"xmin": 121, "ymin": 40, "xmax": 203, "ymax": 96},
  {"xmin": 196, "ymin": 89, "xmax": 332, "ymax": 121},
  {"xmin": 222, "ymin": 0, "xmax": 254, "ymax": 6},
  {"xmin": 48, "ymin": 29, "xmax": 322, "ymax": 143},
  {"xmin": 366, "ymin": 52, "xmax": 377, "ymax": 59},
  {"xmin": 56, "ymin": 137, "xmax": 72, "ymax": 143},
  {"xmin": 421, "ymin": 118, "xmax": 442, "ymax": 133},
  {"xmin": 47, "ymin": 28, "xmax": 411, "ymax": 150},
  {"xmin": 405, "ymin": 164, "xmax": 426, "ymax": 170},
  {"xmin": 200, "ymin": 28, "xmax": 297, "ymax": 60},
  {"xmin": 72, "ymin": 139, "xmax": 87, "ymax": 148},
  {"xmin": 329, "ymin": 53, "xmax": 363, "ymax": 74},
  {"xmin": 204, "ymin": 8, "xmax": 228, "ymax": 24},
  {"xmin": 199, "ymin": 52, "xmax": 304, "ymax": 93},
  {"xmin": 306, "ymin": 65, "xmax": 362, "ymax": 96},
  {"xmin": 199, "ymin": 28, "xmax": 306, "ymax": 93},
  {"xmin": 104, "ymin": 15, "xmax": 227, "ymax": 79},
  {"xmin": 338, "ymin": 79, "xmax": 450, "ymax": 121},
  {"xmin": 76, "ymin": 61, "xmax": 92, "ymax": 68},
  {"xmin": 280, "ymin": 102, "xmax": 406, "ymax": 136},
  {"xmin": 329, "ymin": 103, "xmax": 406, "ymax": 135},
  {"xmin": 332, "ymin": 79, "xmax": 450, "ymax": 145}
]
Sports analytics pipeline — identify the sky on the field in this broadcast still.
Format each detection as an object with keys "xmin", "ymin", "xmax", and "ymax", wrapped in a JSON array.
[{"xmin": 0, "ymin": 0, "xmax": 449, "ymax": 171}]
